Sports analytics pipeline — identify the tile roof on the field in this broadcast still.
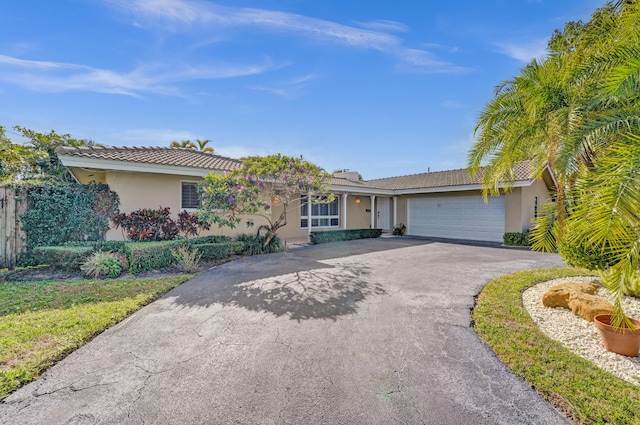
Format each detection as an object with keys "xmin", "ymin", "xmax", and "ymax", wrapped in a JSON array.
[
  {"xmin": 365, "ymin": 161, "xmax": 535, "ymax": 190},
  {"xmin": 55, "ymin": 146, "xmax": 242, "ymax": 171}
]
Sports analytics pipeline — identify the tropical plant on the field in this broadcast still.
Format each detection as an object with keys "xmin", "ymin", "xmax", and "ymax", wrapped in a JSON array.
[
  {"xmin": 171, "ymin": 245, "xmax": 202, "ymax": 273},
  {"xmin": 468, "ymin": 0, "xmax": 640, "ymax": 328},
  {"xmin": 199, "ymin": 154, "xmax": 334, "ymax": 247},
  {"xmin": 80, "ymin": 251, "xmax": 122, "ymax": 278},
  {"xmin": 112, "ymin": 207, "xmax": 209, "ymax": 241}
]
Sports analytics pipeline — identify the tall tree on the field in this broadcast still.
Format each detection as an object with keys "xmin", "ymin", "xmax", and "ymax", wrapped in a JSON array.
[
  {"xmin": 199, "ymin": 154, "xmax": 333, "ymax": 247},
  {"xmin": 1, "ymin": 126, "xmax": 93, "ymax": 183},
  {"xmin": 468, "ymin": 0, "xmax": 640, "ymax": 327}
]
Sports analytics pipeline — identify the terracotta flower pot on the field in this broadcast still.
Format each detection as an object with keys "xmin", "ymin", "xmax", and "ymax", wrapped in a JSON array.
[{"xmin": 593, "ymin": 314, "xmax": 640, "ymax": 357}]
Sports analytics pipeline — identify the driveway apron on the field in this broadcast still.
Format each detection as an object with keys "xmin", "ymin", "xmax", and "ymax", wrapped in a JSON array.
[{"xmin": 1, "ymin": 239, "xmax": 567, "ymax": 425}]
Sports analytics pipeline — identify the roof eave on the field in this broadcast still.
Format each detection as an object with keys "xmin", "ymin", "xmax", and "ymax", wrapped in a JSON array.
[
  {"xmin": 393, "ymin": 180, "xmax": 535, "ymax": 195},
  {"xmin": 58, "ymin": 155, "xmax": 220, "ymax": 177}
]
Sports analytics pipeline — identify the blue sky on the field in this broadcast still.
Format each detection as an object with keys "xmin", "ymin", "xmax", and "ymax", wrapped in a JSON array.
[{"xmin": 1, "ymin": 0, "xmax": 604, "ymax": 179}]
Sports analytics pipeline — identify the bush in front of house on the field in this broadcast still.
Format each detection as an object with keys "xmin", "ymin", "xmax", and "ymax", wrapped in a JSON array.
[
  {"xmin": 309, "ymin": 228, "xmax": 383, "ymax": 244},
  {"xmin": 192, "ymin": 242, "xmax": 244, "ymax": 261},
  {"xmin": 189, "ymin": 235, "xmax": 233, "ymax": 244},
  {"xmin": 32, "ymin": 246, "xmax": 94, "ymax": 272},
  {"xmin": 235, "ymin": 233, "xmax": 284, "ymax": 255},
  {"xmin": 125, "ymin": 240, "xmax": 187, "ymax": 273},
  {"xmin": 503, "ymin": 232, "xmax": 531, "ymax": 246},
  {"xmin": 80, "ymin": 251, "xmax": 123, "ymax": 278},
  {"xmin": 557, "ymin": 241, "xmax": 616, "ymax": 271},
  {"xmin": 112, "ymin": 207, "xmax": 210, "ymax": 242}
]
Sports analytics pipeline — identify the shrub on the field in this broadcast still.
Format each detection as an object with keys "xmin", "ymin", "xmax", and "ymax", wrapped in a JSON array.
[
  {"xmin": 503, "ymin": 232, "xmax": 530, "ymax": 246},
  {"xmin": 172, "ymin": 246, "xmax": 202, "ymax": 273},
  {"xmin": 112, "ymin": 207, "xmax": 210, "ymax": 242},
  {"xmin": 235, "ymin": 233, "xmax": 284, "ymax": 255},
  {"xmin": 557, "ymin": 241, "xmax": 616, "ymax": 271},
  {"xmin": 177, "ymin": 210, "xmax": 211, "ymax": 238},
  {"xmin": 19, "ymin": 182, "xmax": 119, "ymax": 249},
  {"xmin": 32, "ymin": 246, "xmax": 94, "ymax": 272},
  {"xmin": 189, "ymin": 235, "xmax": 232, "ymax": 244},
  {"xmin": 125, "ymin": 240, "xmax": 186, "ymax": 273},
  {"xmin": 309, "ymin": 228, "xmax": 383, "ymax": 244},
  {"xmin": 63, "ymin": 240, "xmax": 127, "ymax": 253},
  {"xmin": 392, "ymin": 223, "xmax": 406, "ymax": 236},
  {"xmin": 80, "ymin": 251, "xmax": 122, "ymax": 278},
  {"xmin": 193, "ymin": 242, "xmax": 244, "ymax": 261},
  {"xmin": 112, "ymin": 207, "xmax": 178, "ymax": 242}
]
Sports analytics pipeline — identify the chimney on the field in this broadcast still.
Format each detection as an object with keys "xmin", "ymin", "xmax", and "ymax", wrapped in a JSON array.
[{"xmin": 333, "ymin": 171, "xmax": 360, "ymax": 182}]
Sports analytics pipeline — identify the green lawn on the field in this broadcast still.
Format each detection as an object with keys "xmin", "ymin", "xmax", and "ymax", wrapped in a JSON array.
[
  {"xmin": 0, "ymin": 275, "xmax": 192, "ymax": 399},
  {"xmin": 473, "ymin": 267, "xmax": 640, "ymax": 425}
]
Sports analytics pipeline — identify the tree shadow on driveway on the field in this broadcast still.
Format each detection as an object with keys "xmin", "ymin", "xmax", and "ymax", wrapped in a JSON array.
[
  {"xmin": 168, "ymin": 238, "xmax": 436, "ymax": 320},
  {"xmin": 171, "ymin": 261, "xmax": 386, "ymax": 321}
]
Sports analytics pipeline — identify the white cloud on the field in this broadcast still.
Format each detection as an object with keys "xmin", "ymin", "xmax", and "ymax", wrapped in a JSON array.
[
  {"xmin": 355, "ymin": 19, "xmax": 409, "ymax": 33},
  {"xmin": 248, "ymin": 73, "xmax": 322, "ymax": 98},
  {"xmin": 107, "ymin": 0, "xmax": 467, "ymax": 73},
  {"xmin": 0, "ymin": 54, "xmax": 283, "ymax": 96},
  {"xmin": 495, "ymin": 38, "xmax": 548, "ymax": 63}
]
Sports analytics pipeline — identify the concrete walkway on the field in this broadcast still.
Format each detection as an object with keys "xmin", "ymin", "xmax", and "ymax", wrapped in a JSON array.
[{"xmin": 1, "ymin": 238, "xmax": 567, "ymax": 424}]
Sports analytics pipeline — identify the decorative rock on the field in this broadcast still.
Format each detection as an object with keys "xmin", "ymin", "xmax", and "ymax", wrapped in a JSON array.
[
  {"xmin": 541, "ymin": 282, "xmax": 599, "ymax": 308},
  {"xmin": 568, "ymin": 292, "xmax": 614, "ymax": 322}
]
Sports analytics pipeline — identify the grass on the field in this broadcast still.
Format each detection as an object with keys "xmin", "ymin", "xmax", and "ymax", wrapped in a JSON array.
[
  {"xmin": 0, "ymin": 275, "xmax": 192, "ymax": 399},
  {"xmin": 472, "ymin": 267, "xmax": 640, "ymax": 425}
]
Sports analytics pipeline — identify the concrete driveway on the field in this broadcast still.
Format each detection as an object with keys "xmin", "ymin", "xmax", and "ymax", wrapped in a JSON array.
[{"xmin": 1, "ymin": 238, "xmax": 567, "ymax": 425}]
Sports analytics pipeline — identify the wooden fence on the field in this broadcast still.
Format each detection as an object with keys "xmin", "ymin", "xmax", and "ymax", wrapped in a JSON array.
[{"xmin": 0, "ymin": 187, "xmax": 27, "ymax": 269}]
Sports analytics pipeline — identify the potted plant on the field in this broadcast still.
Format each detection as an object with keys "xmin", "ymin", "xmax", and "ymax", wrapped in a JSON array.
[
  {"xmin": 393, "ymin": 223, "xmax": 406, "ymax": 236},
  {"xmin": 593, "ymin": 313, "xmax": 640, "ymax": 357}
]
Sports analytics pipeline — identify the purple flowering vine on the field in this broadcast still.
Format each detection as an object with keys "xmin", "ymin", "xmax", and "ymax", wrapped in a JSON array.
[{"xmin": 228, "ymin": 195, "xmax": 234, "ymax": 204}]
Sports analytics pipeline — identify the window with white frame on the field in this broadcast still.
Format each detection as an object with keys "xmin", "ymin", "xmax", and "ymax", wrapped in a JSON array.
[
  {"xmin": 300, "ymin": 195, "xmax": 339, "ymax": 228},
  {"xmin": 181, "ymin": 182, "xmax": 200, "ymax": 209}
]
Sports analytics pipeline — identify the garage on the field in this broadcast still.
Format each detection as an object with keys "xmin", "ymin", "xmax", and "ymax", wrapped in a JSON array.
[{"xmin": 407, "ymin": 194, "xmax": 505, "ymax": 242}]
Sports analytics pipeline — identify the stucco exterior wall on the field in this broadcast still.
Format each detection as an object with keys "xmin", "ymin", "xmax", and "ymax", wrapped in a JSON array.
[
  {"xmin": 97, "ymin": 171, "xmax": 264, "ymax": 241},
  {"xmin": 504, "ymin": 188, "xmax": 523, "ymax": 233},
  {"xmin": 347, "ymin": 195, "xmax": 373, "ymax": 229},
  {"xmin": 521, "ymin": 179, "xmax": 551, "ymax": 231}
]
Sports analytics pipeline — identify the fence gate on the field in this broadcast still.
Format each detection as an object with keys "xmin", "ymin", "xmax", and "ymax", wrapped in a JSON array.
[{"xmin": 0, "ymin": 187, "xmax": 26, "ymax": 269}]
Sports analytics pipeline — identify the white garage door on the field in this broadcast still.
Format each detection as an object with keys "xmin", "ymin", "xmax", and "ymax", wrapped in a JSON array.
[{"xmin": 407, "ymin": 194, "xmax": 505, "ymax": 242}]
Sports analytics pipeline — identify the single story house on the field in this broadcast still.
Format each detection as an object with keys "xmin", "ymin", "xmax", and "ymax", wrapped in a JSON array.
[{"xmin": 55, "ymin": 146, "xmax": 554, "ymax": 244}]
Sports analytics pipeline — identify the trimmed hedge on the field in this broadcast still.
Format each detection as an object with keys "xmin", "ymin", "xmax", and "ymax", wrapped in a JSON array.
[
  {"xmin": 194, "ymin": 242, "xmax": 245, "ymax": 261},
  {"xmin": 125, "ymin": 240, "xmax": 187, "ymax": 274},
  {"xmin": 64, "ymin": 240, "xmax": 127, "ymax": 254},
  {"xmin": 32, "ymin": 246, "xmax": 94, "ymax": 272},
  {"xmin": 310, "ymin": 228, "xmax": 383, "ymax": 244},
  {"xmin": 189, "ymin": 235, "xmax": 232, "ymax": 245},
  {"xmin": 235, "ymin": 233, "xmax": 285, "ymax": 255},
  {"xmin": 503, "ymin": 232, "xmax": 530, "ymax": 246}
]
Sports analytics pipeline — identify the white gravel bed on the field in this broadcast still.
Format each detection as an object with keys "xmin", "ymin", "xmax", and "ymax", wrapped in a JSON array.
[{"xmin": 522, "ymin": 277, "xmax": 640, "ymax": 386}]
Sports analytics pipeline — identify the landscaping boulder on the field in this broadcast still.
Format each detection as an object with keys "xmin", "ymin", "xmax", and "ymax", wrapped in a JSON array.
[
  {"xmin": 542, "ymin": 282, "xmax": 599, "ymax": 308},
  {"xmin": 568, "ymin": 293, "xmax": 614, "ymax": 322}
]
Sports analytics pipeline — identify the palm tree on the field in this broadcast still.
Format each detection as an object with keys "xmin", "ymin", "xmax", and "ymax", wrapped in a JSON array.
[
  {"xmin": 170, "ymin": 139, "xmax": 214, "ymax": 153},
  {"xmin": 468, "ymin": 0, "xmax": 640, "ymax": 327},
  {"xmin": 170, "ymin": 140, "xmax": 196, "ymax": 149},
  {"xmin": 194, "ymin": 139, "xmax": 214, "ymax": 153}
]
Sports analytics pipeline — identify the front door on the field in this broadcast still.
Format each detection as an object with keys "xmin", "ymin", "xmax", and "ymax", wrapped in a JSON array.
[{"xmin": 377, "ymin": 197, "xmax": 391, "ymax": 231}]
